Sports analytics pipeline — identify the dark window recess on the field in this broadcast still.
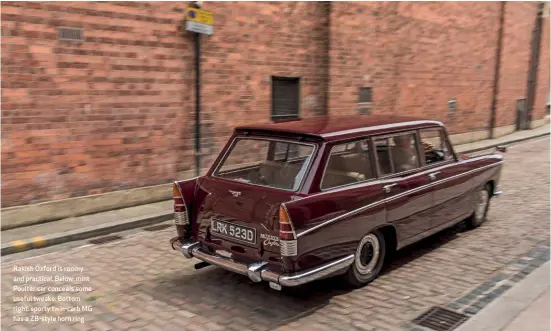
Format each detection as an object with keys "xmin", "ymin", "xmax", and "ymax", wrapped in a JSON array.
[
  {"xmin": 271, "ymin": 77, "xmax": 300, "ymax": 121},
  {"xmin": 58, "ymin": 27, "xmax": 84, "ymax": 42},
  {"xmin": 358, "ymin": 87, "xmax": 372, "ymax": 115},
  {"xmin": 448, "ymin": 99, "xmax": 457, "ymax": 115}
]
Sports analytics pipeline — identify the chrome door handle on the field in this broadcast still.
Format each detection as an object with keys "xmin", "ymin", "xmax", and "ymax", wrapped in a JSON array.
[
  {"xmin": 428, "ymin": 172, "xmax": 441, "ymax": 181},
  {"xmin": 383, "ymin": 184, "xmax": 397, "ymax": 193}
]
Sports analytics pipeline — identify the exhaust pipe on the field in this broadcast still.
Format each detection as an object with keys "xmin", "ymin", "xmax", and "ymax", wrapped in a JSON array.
[{"xmin": 194, "ymin": 261, "xmax": 211, "ymax": 270}]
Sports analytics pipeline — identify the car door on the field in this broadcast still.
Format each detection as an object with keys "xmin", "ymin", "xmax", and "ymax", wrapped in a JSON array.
[
  {"xmin": 283, "ymin": 137, "xmax": 386, "ymax": 271},
  {"xmin": 373, "ymin": 131, "xmax": 433, "ymax": 243},
  {"xmin": 418, "ymin": 127, "xmax": 471, "ymax": 228}
]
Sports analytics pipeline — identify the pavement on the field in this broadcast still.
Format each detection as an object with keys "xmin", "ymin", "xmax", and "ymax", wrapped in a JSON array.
[
  {"xmin": 0, "ymin": 135, "xmax": 549, "ymax": 330},
  {"xmin": 0, "ymin": 124, "xmax": 549, "ymax": 257},
  {"xmin": 455, "ymin": 261, "xmax": 549, "ymax": 331},
  {"xmin": 1, "ymin": 201, "xmax": 173, "ymax": 256}
]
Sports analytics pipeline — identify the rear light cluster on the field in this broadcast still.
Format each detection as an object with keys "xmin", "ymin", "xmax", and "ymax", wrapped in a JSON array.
[
  {"xmin": 173, "ymin": 183, "xmax": 189, "ymax": 226},
  {"xmin": 279, "ymin": 205, "xmax": 297, "ymax": 256}
]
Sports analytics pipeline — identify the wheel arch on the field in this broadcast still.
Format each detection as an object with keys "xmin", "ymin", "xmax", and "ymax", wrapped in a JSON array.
[{"xmin": 372, "ymin": 224, "xmax": 398, "ymax": 256}]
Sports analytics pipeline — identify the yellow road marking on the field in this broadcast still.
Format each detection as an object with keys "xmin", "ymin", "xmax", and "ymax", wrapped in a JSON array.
[
  {"xmin": 32, "ymin": 236, "xmax": 47, "ymax": 248},
  {"xmin": 10, "ymin": 240, "xmax": 27, "ymax": 251}
]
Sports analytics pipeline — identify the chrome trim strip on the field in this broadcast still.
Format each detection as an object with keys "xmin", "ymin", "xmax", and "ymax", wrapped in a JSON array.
[
  {"xmin": 260, "ymin": 269, "xmax": 280, "ymax": 283},
  {"xmin": 181, "ymin": 241, "xmax": 200, "ymax": 259},
  {"xmin": 211, "ymin": 136, "xmax": 318, "ymax": 193},
  {"xmin": 179, "ymin": 241, "xmax": 354, "ymax": 288},
  {"xmin": 192, "ymin": 248, "xmax": 249, "ymax": 275},
  {"xmin": 297, "ymin": 201, "xmax": 386, "ymax": 238},
  {"xmin": 278, "ymin": 254, "xmax": 355, "ymax": 287},
  {"xmin": 296, "ymin": 161, "xmax": 503, "ymax": 238},
  {"xmin": 321, "ymin": 121, "xmax": 444, "ymax": 138},
  {"xmin": 247, "ymin": 261, "xmax": 269, "ymax": 282}
]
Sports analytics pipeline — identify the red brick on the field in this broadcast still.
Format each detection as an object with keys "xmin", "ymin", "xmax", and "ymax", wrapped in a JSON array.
[{"xmin": 0, "ymin": 1, "xmax": 548, "ymax": 208}]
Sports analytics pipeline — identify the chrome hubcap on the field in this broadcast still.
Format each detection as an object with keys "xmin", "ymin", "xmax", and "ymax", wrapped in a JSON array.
[
  {"xmin": 474, "ymin": 189, "xmax": 489, "ymax": 222},
  {"xmin": 355, "ymin": 234, "xmax": 380, "ymax": 275}
]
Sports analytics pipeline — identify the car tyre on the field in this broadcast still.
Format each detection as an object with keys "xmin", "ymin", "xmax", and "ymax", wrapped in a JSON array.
[
  {"xmin": 466, "ymin": 183, "xmax": 492, "ymax": 229},
  {"xmin": 343, "ymin": 230, "xmax": 386, "ymax": 287}
]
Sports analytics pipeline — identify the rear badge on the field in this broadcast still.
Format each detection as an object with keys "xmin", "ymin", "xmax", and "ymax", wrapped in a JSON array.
[{"xmin": 260, "ymin": 234, "xmax": 280, "ymax": 247}]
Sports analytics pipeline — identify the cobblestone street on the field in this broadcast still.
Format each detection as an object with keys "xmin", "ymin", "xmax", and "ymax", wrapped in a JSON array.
[{"xmin": 1, "ymin": 138, "xmax": 549, "ymax": 331}]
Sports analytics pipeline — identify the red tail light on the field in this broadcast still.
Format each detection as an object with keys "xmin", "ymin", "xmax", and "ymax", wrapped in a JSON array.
[
  {"xmin": 279, "ymin": 204, "xmax": 297, "ymax": 257},
  {"xmin": 173, "ymin": 183, "xmax": 189, "ymax": 226},
  {"xmin": 173, "ymin": 184, "xmax": 184, "ymax": 212},
  {"xmin": 279, "ymin": 205, "xmax": 296, "ymax": 240}
]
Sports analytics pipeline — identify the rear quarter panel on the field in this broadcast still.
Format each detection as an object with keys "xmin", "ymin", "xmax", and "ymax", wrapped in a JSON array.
[{"xmin": 284, "ymin": 181, "xmax": 387, "ymax": 271}]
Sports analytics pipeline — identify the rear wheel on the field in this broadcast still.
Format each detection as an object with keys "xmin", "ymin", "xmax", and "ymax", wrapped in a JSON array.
[
  {"xmin": 466, "ymin": 184, "xmax": 491, "ymax": 228},
  {"xmin": 343, "ymin": 231, "xmax": 386, "ymax": 287}
]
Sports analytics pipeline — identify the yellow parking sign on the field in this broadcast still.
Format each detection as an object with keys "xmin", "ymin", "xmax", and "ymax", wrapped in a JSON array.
[{"xmin": 186, "ymin": 7, "xmax": 213, "ymax": 26}]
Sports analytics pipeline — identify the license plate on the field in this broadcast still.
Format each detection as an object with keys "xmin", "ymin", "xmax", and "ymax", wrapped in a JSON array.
[{"xmin": 211, "ymin": 219, "xmax": 257, "ymax": 245}]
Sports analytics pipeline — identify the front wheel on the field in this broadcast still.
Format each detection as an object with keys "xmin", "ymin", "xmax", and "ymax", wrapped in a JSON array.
[
  {"xmin": 466, "ymin": 184, "xmax": 491, "ymax": 228},
  {"xmin": 343, "ymin": 231, "xmax": 386, "ymax": 287}
]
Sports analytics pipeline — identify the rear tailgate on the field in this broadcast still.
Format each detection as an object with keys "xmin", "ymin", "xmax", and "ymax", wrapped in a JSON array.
[{"xmin": 195, "ymin": 177, "xmax": 294, "ymax": 261}]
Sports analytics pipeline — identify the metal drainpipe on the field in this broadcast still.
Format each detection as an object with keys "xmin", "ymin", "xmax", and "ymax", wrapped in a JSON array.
[
  {"xmin": 524, "ymin": 2, "xmax": 545, "ymax": 129},
  {"xmin": 489, "ymin": 2, "xmax": 505, "ymax": 139},
  {"xmin": 325, "ymin": 1, "xmax": 331, "ymax": 115},
  {"xmin": 192, "ymin": 2, "xmax": 202, "ymax": 176}
]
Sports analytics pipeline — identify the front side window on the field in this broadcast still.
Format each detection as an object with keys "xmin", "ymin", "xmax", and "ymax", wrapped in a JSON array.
[
  {"xmin": 374, "ymin": 132, "xmax": 420, "ymax": 175},
  {"xmin": 419, "ymin": 128, "xmax": 454, "ymax": 165},
  {"xmin": 321, "ymin": 139, "xmax": 374, "ymax": 189},
  {"xmin": 214, "ymin": 138, "xmax": 314, "ymax": 191}
]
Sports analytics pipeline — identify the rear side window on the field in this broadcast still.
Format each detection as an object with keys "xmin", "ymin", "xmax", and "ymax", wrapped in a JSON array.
[
  {"xmin": 374, "ymin": 132, "xmax": 420, "ymax": 175},
  {"xmin": 419, "ymin": 128, "xmax": 454, "ymax": 165},
  {"xmin": 321, "ymin": 139, "xmax": 374, "ymax": 190}
]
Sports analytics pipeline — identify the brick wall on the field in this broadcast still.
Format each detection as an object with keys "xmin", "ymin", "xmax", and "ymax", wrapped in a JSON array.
[
  {"xmin": 1, "ymin": 1, "xmax": 548, "ymax": 208},
  {"xmin": 497, "ymin": 2, "xmax": 535, "ymax": 128},
  {"xmin": 1, "ymin": 1, "xmax": 329, "ymax": 207},
  {"xmin": 331, "ymin": 2, "xmax": 503, "ymax": 134}
]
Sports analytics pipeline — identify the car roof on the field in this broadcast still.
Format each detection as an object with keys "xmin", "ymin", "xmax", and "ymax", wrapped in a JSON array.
[{"xmin": 234, "ymin": 115, "xmax": 444, "ymax": 142}]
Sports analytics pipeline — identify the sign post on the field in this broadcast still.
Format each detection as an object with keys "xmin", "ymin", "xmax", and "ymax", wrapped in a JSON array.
[{"xmin": 184, "ymin": 6, "xmax": 213, "ymax": 176}]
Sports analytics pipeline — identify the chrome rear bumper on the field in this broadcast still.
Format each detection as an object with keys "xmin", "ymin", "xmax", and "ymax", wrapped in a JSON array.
[{"xmin": 177, "ymin": 240, "xmax": 354, "ymax": 288}]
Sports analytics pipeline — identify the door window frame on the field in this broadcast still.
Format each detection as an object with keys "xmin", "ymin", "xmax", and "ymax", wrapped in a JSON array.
[
  {"xmin": 372, "ymin": 130, "xmax": 423, "ymax": 179},
  {"xmin": 417, "ymin": 126, "xmax": 458, "ymax": 167},
  {"xmin": 318, "ymin": 136, "xmax": 379, "ymax": 192}
]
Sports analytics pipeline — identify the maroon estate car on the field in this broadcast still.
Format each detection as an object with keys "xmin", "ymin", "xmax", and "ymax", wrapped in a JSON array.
[{"xmin": 169, "ymin": 115, "xmax": 505, "ymax": 290}]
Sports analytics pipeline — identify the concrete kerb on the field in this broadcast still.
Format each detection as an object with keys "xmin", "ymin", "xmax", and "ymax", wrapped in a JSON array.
[
  {"xmin": 454, "ymin": 131, "xmax": 550, "ymax": 154},
  {"xmin": 454, "ymin": 261, "xmax": 550, "ymax": 331},
  {"xmin": 0, "ymin": 211, "xmax": 172, "ymax": 256}
]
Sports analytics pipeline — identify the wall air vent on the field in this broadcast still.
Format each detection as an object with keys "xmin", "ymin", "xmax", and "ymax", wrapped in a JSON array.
[{"xmin": 58, "ymin": 27, "xmax": 85, "ymax": 42}]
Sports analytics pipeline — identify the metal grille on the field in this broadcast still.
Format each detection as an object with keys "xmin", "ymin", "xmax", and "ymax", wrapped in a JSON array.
[
  {"xmin": 174, "ymin": 211, "xmax": 189, "ymax": 225},
  {"xmin": 358, "ymin": 87, "xmax": 372, "ymax": 115},
  {"xmin": 448, "ymin": 99, "xmax": 457, "ymax": 114},
  {"xmin": 280, "ymin": 239, "xmax": 297, "ymax": 256},
  {"xmin": 143, "ymin": 224, "xmax": 173, "ymax": 232},
  {"xmin": 88, "ymin": 235, "xmax": 123, "ymax": 245},
  {"xmin": 58, "ymin": 27, "xmax": 84, "ymax": 42},
  {"xmin": 271, "ymin": 77, "xmax": 300, "ymax": 121},
  {"xmin": 412, "ymin": 307, "xmax": 469, "ymax": 331}
]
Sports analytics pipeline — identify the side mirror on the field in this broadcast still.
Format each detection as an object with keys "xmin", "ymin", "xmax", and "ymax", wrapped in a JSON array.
[{"xmin": 495, "ymin": 145, "xmax": 507, "ymax": 153}]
